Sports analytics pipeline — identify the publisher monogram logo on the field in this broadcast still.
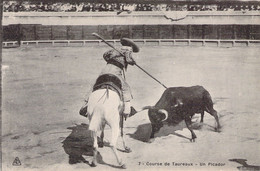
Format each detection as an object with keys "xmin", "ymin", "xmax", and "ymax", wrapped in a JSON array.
[{"xmin": 12, "ymin": 157, "xmax": 21, "ymax": 166}]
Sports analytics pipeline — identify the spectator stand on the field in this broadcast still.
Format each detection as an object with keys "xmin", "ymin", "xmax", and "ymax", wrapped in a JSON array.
[{"xmin": 3, "ymin": 0, "xmax": 260, "ymax": 12}]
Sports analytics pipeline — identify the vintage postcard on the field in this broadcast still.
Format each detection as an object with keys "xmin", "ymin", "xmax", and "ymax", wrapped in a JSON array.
[{"xmin": 1, "ymin": 1, "xmax": 260, "ymax": 170}]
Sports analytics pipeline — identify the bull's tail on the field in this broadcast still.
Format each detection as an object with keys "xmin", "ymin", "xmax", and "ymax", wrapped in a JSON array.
[
  {"xmin": 203, "ymin": 90, "xmax": 221, "ymax": 130},
  {"xmin": 203, "ymin": 90, "xmax": 214, "ymax": 110}
]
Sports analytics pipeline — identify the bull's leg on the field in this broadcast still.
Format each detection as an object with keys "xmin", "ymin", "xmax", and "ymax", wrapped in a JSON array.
[
  {"xmin": 111, "ymin": 118, "xmax": 126, "ymax": 169},
  {"xmin": 200, "ymin": 111, "xmax": 205, "ymax": 123},
  {"xmin": 184, "ymin": 117, "xmax": 197, "ymax": 142},
  {"xmin": 150, "ymin": 126, "xmax": 155, "ymax": 138},
  {"xmin": 120, "ymin": 115, "xmax": 131, "ymax": 153},
  {"xmin": 90, "ymin": 131, "xmax": 98, "ymax": 167},
  {"xmin": 206, "ymin": 108, "xmax": 221, "ymax": 131},
  {"xmin": 149, "ymin": 124, "xmax": 157, "ymax": 138}
]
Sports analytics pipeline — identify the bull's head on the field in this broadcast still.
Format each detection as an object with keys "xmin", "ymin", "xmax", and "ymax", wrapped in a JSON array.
[{"xmin": 143, "ymin": 106, "xmax": 168, "ymax": 137}]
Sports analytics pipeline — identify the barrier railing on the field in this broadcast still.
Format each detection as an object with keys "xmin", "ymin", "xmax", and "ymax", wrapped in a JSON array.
[
  {"xmin": 2, "ymin": 41, "xmax": 20, "ymax": 48},
  {"xmin": 3, "ymin": 39, "xmax": 260, "ymax": 48}
]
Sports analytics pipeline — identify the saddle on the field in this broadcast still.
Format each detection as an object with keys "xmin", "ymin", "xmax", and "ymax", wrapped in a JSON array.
[
  {"xmin": 93, "ymin": 74, "xmax": 123, "ymax": 101},
  {"xmin": 80, "ymin": 74, "xmax": 137, "ymax": 120}
]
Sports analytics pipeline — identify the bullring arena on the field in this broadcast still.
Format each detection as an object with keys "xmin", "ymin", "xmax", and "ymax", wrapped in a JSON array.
[{"xmin": 2, "ymin": 1, "xmax": 260, "ymax": 170}]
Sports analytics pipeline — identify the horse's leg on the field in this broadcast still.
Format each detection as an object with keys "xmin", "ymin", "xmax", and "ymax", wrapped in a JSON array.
[
  {"xmin": 120, "ymin": 115, "xmax": 131, "ymax": 153},
  {"xmin": 90, "ymin": 131, "xmax": 98, "ymax": 167},
  {"xmin": 110, "ymin": 119, "xmax": 126, "ymax": 168},
  {"xmin": 98, "ymin": 130, "xmax": 104, "ymax": 148},
  {"xmin": 184, "ymin": 116, "xmax": 197, "ymax": 142}
]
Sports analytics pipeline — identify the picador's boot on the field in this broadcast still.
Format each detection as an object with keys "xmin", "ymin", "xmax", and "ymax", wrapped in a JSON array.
[{"xmin": 79, "ymin": 101, "xmax": 88, "ymax": 118}]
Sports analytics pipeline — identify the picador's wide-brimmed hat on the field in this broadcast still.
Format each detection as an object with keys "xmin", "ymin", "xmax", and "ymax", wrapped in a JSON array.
[{"xmin": 121, "ymin": 38, "xmax": 140, "ymax": 53}]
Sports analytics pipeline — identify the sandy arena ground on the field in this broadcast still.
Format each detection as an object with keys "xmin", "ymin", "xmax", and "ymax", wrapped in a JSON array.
[{"xmin": 2, "ymin": 45, "xmax": 260, "ymax": 171}]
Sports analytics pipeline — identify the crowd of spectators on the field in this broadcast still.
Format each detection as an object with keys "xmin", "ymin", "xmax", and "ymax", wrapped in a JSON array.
[{"xmin": 3, "ymin": 1, "xmax": 260, "ymax": 12}]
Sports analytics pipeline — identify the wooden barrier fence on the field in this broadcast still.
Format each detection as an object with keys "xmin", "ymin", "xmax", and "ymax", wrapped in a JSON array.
[{"xmin": 3, "ymin": 24, "xmax": 260, "ymax": 42}]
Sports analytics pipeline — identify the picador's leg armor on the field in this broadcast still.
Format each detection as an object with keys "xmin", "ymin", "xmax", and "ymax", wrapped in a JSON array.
[{"xmin": 123, "ymin": 101, "xmax": 137, "ymax": 120}]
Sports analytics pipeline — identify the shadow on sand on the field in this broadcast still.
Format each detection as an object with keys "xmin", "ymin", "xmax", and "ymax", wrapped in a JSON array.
[
  {"xmin": 127, "ymin": 116, "xmax": 221, "ymax": 143},
  {"xmin": 62, "ymin": 123, "xmax": 94, "ymax": 165},
  {"xmin": 62, "ymin": 123, "xmax": 123, "ymax": 169},
  {"xmin": 127, "ymin": 122, "xmax": 196, "ymax": 143},
  {"xmin": 229, "ymin": 159, "xmax": 260, "ymax": 170},
  {"xmin": 127, "ymin": 123, "xmax": 152, "ymax": 142}
]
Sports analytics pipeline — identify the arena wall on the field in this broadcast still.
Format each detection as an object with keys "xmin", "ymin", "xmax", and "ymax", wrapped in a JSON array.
[
  {"xmin": 3, "ymin": 11, "xmax": 260, "ymax": 25},
  {"xmin": 3, "ymin": 11, "xmax": 260, "ymax": 44},
  {"xmin": 3, "ymin": 24, "xmax": 260, "ymax": 42}
]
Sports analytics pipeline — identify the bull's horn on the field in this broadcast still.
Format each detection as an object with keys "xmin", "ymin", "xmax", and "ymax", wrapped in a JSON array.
[{"xmin": 158, "ymin": 109, "xmax": 168, "ymax": 121}]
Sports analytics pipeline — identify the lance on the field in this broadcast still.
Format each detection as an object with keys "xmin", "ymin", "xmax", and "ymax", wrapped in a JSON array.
[{"xmin": 92, "ymin": 33, "xmax": 168, "ymax": 89}]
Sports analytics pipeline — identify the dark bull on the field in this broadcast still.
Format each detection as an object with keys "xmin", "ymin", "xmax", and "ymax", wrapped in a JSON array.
[{"xmin": 143, "ymin": 86, "xmax": 221, "ymax": 142}]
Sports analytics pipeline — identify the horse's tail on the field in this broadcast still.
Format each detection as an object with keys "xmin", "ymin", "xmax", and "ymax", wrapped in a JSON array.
[{"xmin": 89, "ymin": 105, "xmax": 105, "ymax": 133}]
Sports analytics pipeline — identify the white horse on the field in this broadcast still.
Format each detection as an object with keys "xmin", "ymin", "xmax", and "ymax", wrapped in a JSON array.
[{"xmin": 87, "ymin": 88, "xmax": 130, "ymax": 168}]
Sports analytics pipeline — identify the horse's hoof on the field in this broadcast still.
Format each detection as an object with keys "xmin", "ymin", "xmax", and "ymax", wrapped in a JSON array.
[
  {"xmin": 120, "ymin": 164, "xmax": 126, "ymax": 169},
  {"xmin": 190, "ymin": 138, "xmax": 196, "ymax": 143},
  {"xmin": 215, "ymin": 126, "xmax": 221, "ymax": 132},
  {"xmin": 90, "ymin": 162, "xmax": 97, "ymax": 167},
  {"xmin": 125, "ymin": 147, "xmax": 131, "ymax": 153}
]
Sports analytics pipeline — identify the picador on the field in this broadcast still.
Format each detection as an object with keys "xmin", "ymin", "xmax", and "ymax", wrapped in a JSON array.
[{"xmin": 79, "ymin": 38, "xmax": 139, "ymax": 120}]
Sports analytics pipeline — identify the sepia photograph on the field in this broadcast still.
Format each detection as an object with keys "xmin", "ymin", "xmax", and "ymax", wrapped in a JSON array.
[{"xmin": 1, "ymin": 0, "xmax": 260, "ymax": 170}]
